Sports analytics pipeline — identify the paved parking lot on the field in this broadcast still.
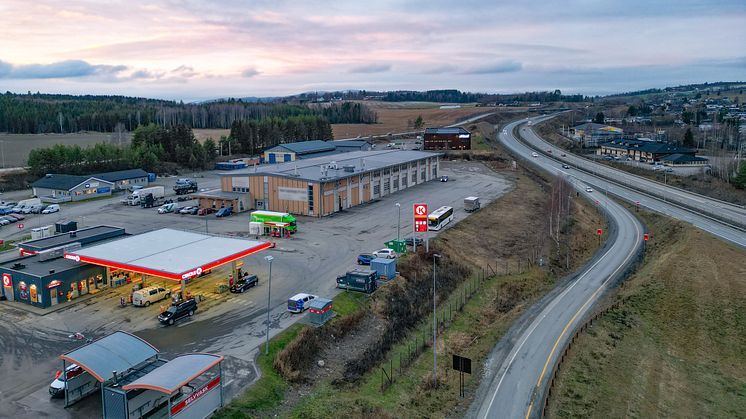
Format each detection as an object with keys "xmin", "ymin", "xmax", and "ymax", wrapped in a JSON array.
[{"xmin": 0, "ymin": 160, "xmax": 512, "ymax": 418}]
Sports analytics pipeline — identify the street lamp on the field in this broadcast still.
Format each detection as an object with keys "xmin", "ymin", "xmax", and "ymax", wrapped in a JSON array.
[
  {"xmin": 432, "ymin": 253, "xmax": 441, "ymax": 387},
  {"xmin": 264, "ymin": 255, "xmax": 274, "ymax": 355},
  {"xmin": 395, "ymin": 203, "xmax": 401, "ymax": 241}
]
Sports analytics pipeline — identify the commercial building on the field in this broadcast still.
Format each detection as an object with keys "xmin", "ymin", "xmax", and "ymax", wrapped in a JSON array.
[
  {"xmin": 1, "ymin": 226, "xmax": 127, "ymax": 308},
  {"xmin": 424, "ymin": 127, "xmax": 471, "ymax": 150},
  {"xmin": 263, "ymin": 140, "xmax": 372, "ymax": 163},
  {"xmin": 597, "ymin": 139, "xmax": 706, "ymax": 164},
  {"xmin": 571, "ymin": 123, "xmax": 624, "ymax": 147},
  {"xmin": 207, "ymin": 150, "xmax": 441, "ymax": 217},
  {"xmin": 32, "ymin": 169, "xmax": 150, "ymax": 203}
]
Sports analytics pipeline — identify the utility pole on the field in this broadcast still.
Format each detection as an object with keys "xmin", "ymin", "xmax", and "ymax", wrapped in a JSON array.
[
  {"xmin": 264, "ymin": 255, "xmax": 274, "ymax": 355},
  {"xmin": 432, "ymin": 253, "xmax": 441, "ymax": 387}
]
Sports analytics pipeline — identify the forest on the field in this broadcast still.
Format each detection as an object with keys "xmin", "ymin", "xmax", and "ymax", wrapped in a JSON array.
[{"xmin": 0, "ymin": 92, "xmax": 375, "ymax": 134}]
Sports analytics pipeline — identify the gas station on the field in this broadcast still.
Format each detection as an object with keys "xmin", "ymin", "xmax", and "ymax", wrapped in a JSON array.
[{"xmin": 63, "ymin": 228, "xmax": 272, "ymax": 301}]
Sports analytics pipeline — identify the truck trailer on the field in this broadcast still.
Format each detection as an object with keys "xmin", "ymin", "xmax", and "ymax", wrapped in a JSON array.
[
  {"xmin": 125, "ymin": 186, "xmax": 165, "ymax": 206},
  {"xmin": 464, "ymin": 196, "xmax": 481, "ymax": 212}
]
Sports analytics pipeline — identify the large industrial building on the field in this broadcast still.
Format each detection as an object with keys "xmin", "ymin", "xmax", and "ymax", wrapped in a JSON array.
[
  {"xmin": 262, "ymin": 139, "xmax": 373, "ymax": 163},
  {"xmin": 424, "ymin": 127, "xmax": 471, "ymax": 150},
  {"xmin": 198, "ymin": 150, "xmax": 441, "ymax": 217}
]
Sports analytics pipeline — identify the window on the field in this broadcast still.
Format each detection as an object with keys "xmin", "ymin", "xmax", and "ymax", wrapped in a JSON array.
[
  {"xmin": 421, "ymin": 170, "xmax": 426, "ymax": 181},
  {"xmin": 308, "ymin": 185, "xmax": 314, "ymax": 212},
  {"xmin": 383, "ymin": 180, "xmax": 390, "ymax": 193},
  {"xmin": 383, "ymin": 168, "xmax": 390, "ymax": 175},
  {"xmin": 393, "ymin": 178, "xmax": 399, "ymax": 189},
  {"xmin": 402, "ymin": 177, "xmax": 407, "ymax": 188},
  {"xmin": 373, "ymin": 185, "xmax": 380, "ymax": 195},
  {"xmin": 412, "ymin": 172, "xmax": 417, "ymax": 183}
]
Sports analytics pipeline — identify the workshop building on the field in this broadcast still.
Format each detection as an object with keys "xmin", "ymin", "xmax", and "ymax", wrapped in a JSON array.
[
  {"xmin": 32, "ymin": 168, "xmax": 150, "ymax": 203},
  {"xmin": 423, "ymin": 127, "xmax": 471, "ymax": 150},
  {"xmin": 212, "ymin": 150, "xmax": 441, "ymax": 217}
]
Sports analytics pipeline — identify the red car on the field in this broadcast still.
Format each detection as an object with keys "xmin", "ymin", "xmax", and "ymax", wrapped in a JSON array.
[{"xmin": 198, "ymin": 208, "xmax": 215, "ymax": 216}]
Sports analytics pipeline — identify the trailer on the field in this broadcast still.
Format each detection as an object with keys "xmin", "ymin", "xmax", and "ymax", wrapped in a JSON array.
[
  {"xmin": 125, "ymin": 186, "xmax": 165, "ymax": 206},
  {"xmin": 336, "ymin": 269, "xmax": 379, "ymax": 293}
]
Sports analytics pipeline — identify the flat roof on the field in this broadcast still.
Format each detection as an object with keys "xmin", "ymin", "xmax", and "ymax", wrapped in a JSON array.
[
  {"xmin": 0, "ymin": 253, "xmax": 88, "ymax": 277},
  {"xmin": 20, "ymin": 225, "xmax": 126, "ymax": 252},
  {"xmin": 122, "ymin": 353, "xmax": 223, "ymax": 394},
  {"xmin": 60, "ymin": 331, "xmax": 159, "ymax": 383},
  {"xmin": 221, "ymin": 150, "xmax": 441, "ymax": 182},
  {"xmin": 64, "ymin": 229, "xmax": 271, "ymax": 281},
  {"xmin": 424, "ymin": 127, "xmax": 470, "ymax": 135}
]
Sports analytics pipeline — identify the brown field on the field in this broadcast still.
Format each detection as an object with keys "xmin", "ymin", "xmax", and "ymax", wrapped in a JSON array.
[
  {"xmin": 331, "ymin": 102, "xmax": 501, "ymax": 139},
  {"xmin": 192, "ymin": 129, "xmax": 229, "ymax": 143},
  {"xmin": 0, "ymin": 132, "xmax": 130, "ymax": 168}
]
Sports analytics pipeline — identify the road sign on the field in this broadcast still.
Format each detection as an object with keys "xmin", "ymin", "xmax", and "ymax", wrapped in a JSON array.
[
  {"xmin": 452, "ymin": 355, "xmax": 471, "ymax": 374},
  {"xmin": 413, "ymin": 203, "xmax": 428, "ymax": 233},
  {"xmin": 596, "ymin": 228, "xmax": 603, "ymax": 235},
  {"xmin": 17, "ymin": 223, "xmax": 24, "ymax": 229},
  {"xmin": 644, "ymin": 233, "xmax": 649, "ymax": 241}
]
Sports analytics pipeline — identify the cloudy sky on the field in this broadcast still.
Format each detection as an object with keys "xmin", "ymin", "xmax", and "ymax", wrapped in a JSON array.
[{"xmin": 1, "ymin": 0, "xmax": 744, "ymax": 101}]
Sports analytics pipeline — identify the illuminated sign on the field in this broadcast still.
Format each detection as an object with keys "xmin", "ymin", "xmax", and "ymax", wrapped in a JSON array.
[
  {"xmin": 64, "ymin": 254, "xmax": 81, "ymax": 262},
  {"xmin": 414, "ymin": 203, "xmax": 428, "ymax": 233},
  {"xmin": 181, "ymin": 267, "xmax": 203, "ymax": 280},
  {"xmin": 2, "ymin": 273, "xmax": 11, "ymax": 288}
]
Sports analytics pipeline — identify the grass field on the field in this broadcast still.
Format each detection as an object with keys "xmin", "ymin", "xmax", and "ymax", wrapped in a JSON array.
[
  {"xmin": 546, "ymin": 212, "xmax": 746, "ymax": 418},
  {"xmin": 0, "ymin": 132, "xmax": 129, "ymax": 168},
  {"xmin": 331, "ymin": 102, "xmax": 496, "ymax": 139}
]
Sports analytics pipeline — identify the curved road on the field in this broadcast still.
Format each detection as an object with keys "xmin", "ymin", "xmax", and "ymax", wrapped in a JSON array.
[{"xmin": 473, "ymin": 118, "xmax": 644, "ymax": 418}]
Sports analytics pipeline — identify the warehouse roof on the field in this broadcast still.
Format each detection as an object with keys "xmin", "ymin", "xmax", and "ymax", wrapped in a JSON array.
[
  {"xmin": 91, "ymin": 168, "xmax": 149, "ymax": 182},
  {"xmin": 223, "ymin": 150, "xmax": 441, "ymax": 182},
  {"xmin": 60, "ymin": 331, "xmax": 159, "ymax": 383},
  {"xmin": 267, "ymin": 140, "xmax": 336, "ymax": 155},
  {"xmin": 20, "ymin": 225, "xmax": 126, "ymax": 253},
  {"xmin": 660, "ymin": 153, "xmax": 708, "ymax": 162},
  {"xmin": 424, "ymin": 127, "xmax": 470, "ymax": 135},
  {"xmin": 31, "ymin": 174, "xmax": 112, "ymax": 191},
  {"xmin": 64, "ymin": 228, "xmax": 271, "ymax": 281},
  {"xmin": 122, "ymin": 353, "xmax": 223, "ymax": 394}
]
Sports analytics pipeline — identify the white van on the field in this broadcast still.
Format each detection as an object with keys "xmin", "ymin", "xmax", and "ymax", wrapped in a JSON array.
[
  {"xmin": 158, "ymin": 203, "xmax": 178, "ymax": 214},
  {"xmin": 132, "ymin": 286, "xmax": 171, "ymax": 307},
  {"xmin": 287, "ymin": 293, "xmax": 317, "ymax": 313}
]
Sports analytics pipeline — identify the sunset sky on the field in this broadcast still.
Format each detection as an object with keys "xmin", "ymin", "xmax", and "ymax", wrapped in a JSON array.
[{"xmin": 1, "ymin": 0, "xmax": 744, "ymax": 101}]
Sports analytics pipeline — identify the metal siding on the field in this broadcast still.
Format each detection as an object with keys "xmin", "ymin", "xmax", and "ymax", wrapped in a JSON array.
[{"xmin": 103, "ymin": 388, "xmax": 128, "ymax": 419}]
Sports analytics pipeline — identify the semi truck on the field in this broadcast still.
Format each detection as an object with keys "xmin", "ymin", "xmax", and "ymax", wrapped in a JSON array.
[
  {"xmin": 336, "ymin": 269, "xmax": 379, "ymax": 293},
  {"xmin": 464, "ymin": 196, "xmax": 481, "ymax": 212},
  {"xmin": 173, "ymin": 179, "xmax": 198, "ymax": 195},
  {"xmin": 124, "ymin": 186, "xmax": 165, "ymax": 206}
]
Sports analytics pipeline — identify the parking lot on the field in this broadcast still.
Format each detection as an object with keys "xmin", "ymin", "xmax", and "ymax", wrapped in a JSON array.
[{"xmin": 0, "ymin": 160, "xmax": 512, "ymax": 418}]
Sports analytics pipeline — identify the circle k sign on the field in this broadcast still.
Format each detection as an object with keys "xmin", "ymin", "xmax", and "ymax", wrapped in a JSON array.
[{"xmin": 414, "ymin": 204, "xmax": 428, "ymax": 216}]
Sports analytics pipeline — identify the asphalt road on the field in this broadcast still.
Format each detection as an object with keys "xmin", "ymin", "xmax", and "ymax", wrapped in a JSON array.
[{"xmin": 471, "ymin": 118, "xmax": 645, "ymax": 419}]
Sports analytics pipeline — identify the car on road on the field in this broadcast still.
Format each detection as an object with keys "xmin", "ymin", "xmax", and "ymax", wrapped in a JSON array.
[
  {"xmin": 198, "ymin": 207, "xmax": 215, "ymax": 216},
  {"xmin": 179, "ymin": 206, "xmax": 194, "ymax": 214},
  {"xmin": 158, "ymin": 298, "xmax": 197, "ymax": 326},
  {"xmin": 49, "ymin": 364, "xmax": 85, "ymax": 398},
  {"xmin": 230, "ymin": 274, "xmax": 259, "ymax": 293},
  {"xmin": 373, "ymin": 248, "xmax": 397, "ymax": 259},
  {"xmin": 287, "ymin": 293, "xmax": 317, "ymax": 313},
  {"xmin": 585, "ymin": 187, "xmax": 593, "ymax": 192},
  {"xmin": 404, "ymin": 237, "xmax": 424, "ymax": 247},
  {"xmin": 357, "ymin": 253, "xmax": 375, "ymax": 265},
  {"xmin": 531, "ymin": 152, "xmax": 539, "ymax": 157},
  {"xmin": 561, "ymin": 153, "xmax": 567, "ymax": 157},
  {"xmin": 546, "ymin": 149, "xmax": 552, "ymax": 154},
  {"xmin": 562, "ymin": 164, "xmax": 570, "ymax": 169},
  {"xmin": 7, "ymin": 213, "xmax": 24, "ymax": 221},
  {"xmin": 440, "ymin": 176, "xmax": 449, "ymax": 182},
  {"xmin": 42, "ymin": 204, "xmax": 60, "ymax": 214},
  {"xmin": 158, "ymin": 203, "xmax": 178, "ymax": 214},
  {"xmin": 664, "ymin": 167, "xmax": 673, "ymax": 172},
  {"xmin": 216, "ymin": 207, "xmax": 233, "ymax": 217}
]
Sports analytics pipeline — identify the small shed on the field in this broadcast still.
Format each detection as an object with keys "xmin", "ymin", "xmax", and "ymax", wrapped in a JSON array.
[
  {"xmin": 384, "ymin": 239, "xmax": 407, "ymax": 254},
  {"xmin": 371, "ymin": 257, "xmax": 396, "ymax": 280},
  {"xmin": 308, "ymin": 297, "xmax": 333, "ymax": 326}
]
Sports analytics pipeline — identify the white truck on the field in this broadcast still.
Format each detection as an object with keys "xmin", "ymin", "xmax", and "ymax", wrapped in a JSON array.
[
  {"xmin": 464, "ymin": 196, "xmax": 481, "ymax": 212},
  {"xmin": 124, "ymin": 186, "xmax": 165, "ymax": 206},
  {"xmin": 15, "ymin": 198, "xmax": 42, "ymax": 212}
]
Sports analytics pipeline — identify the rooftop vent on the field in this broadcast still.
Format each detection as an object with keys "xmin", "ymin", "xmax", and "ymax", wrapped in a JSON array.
[
  {"xmin": 12, "ymin": 263, "xmax": 25, "ymax": 270},
  {"xmin": 343, "ymin": 165, "xmax": 355, "ymax": 173}
]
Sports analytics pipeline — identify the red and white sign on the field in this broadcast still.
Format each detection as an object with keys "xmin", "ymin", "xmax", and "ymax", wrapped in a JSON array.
[
  {"xmin": 596, "ymin": 228, "xmax": 603, "ymax": 236},
  {"xmin": 17, "ymin": 223, "xmax": 24, "ymax": 229},
  {"xmin": 170, "ymin": 376, "xmax": 220, "ymax": 416},
  {"xmin": 643, "ymin": 233, "xmax": 649, "ymax": 241},
  {"xmin": 2, "ymin": 273, "xmax": 11, "ymax": 288},
  {"xmin": 181, "ymin": 267, "xmax": 203, "ymax": 280},
  {"xmin": 64, "ymin": 254, "xmax": 81, "ymax": 262},
  {"xmin": 413, "ymin": 203, "xmax": 428, "ymax": 233}
]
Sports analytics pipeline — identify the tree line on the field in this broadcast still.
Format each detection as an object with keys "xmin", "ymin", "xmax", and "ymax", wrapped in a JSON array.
[
  {"xmin": 227, "ymin": 115, "xmax": 333, "ymax": 155},
  {"xmin": 0, "ymin": 92, "xmax": 373, "ymax": 134}
]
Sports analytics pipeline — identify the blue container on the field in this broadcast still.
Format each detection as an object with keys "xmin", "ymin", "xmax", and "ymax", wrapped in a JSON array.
[
  {"xmin": 147, "ymin": 173, "xmax": 157, "ymax": 182},
  {"xmin": 370, "ymin": 258, "xmax": 396, "ymax": 280}
]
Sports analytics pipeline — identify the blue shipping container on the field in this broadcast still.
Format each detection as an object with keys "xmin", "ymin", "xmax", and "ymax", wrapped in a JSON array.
[
  {"xmin": 147, "ymin": 173, "xmax": 157, "ymax": 182},
  {"xmin": 370, "ymin": 258, "xmax": 396, "ymax": 280}
]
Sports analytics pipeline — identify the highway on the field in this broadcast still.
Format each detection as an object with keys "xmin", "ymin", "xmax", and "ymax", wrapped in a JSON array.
[
  {"xmin": 472, "ymin": 117, "xmax": 746, "ymax": 419},
  {"xmin": 472, "ymin": 118, "xmax": 645, "ymax": 418}
]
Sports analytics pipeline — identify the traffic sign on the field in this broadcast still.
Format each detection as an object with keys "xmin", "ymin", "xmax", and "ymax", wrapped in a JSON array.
[
  {"xmin": 596, "ymin": 228, "xmax": 603, "ymax": 235},
  {"xmin": 2, "ymin": 273, "xmax": 10, "ymax": 288},
  {"xmin": 413, "ymin": 203, "xmax": 428, "ymax": 233},
  {"xmin": 17, "ymin": 223, "xmax": 24, "ymax": 229},
  {"xmin": 643, "ymin": 233, "xmax": 649, "ymax": 241}
]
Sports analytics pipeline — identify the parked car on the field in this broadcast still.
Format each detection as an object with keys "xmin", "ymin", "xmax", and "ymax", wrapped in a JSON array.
[
  {"xmin": 49, "ymin": 364, "xmax": 85, "ymax": 398},
  {"xmin": 7, "ymin": 213, "xmax": 24, "ymax": 221},
  {"xmin": 664, "ymin": 167, "xmax": 673, "ymax": 172},
  {"xmin": 404, "ymin": 237, "xmax": 424, "ymax": 247},
  {"xmin": 133, "ymin": 286, "xmax": 171, "ymax": 307},
  {"xmin": 531, "ymin": 152, "xmax": 539, "ymax": 157},
  {"xmin": 42, "ymin": 204, "xmax": 60, "ymax": 214},
  {"xmin": 179, "ymin": 206, "xmax": 194, "ymax": 214},
  {"xmin": 158, "ymin": 298, "xmax": 197, "ymax": 326},
  {"xmin": 187, "ymin": 207, "xmax": 199, "ymax": 215},
  {"xmin": 158, "ymin": 203, "xmax": 178, "ymax": 214},
  {"xmin": 439, "ymin": 176, "xmax": 449, "ymax": 182},
  {"xmin": 230, "ymin": 274, "xmax": 259, "ymax": 293},
  {"xmin": 357, "ymin": 253, "xmax": 375, "ymax": 265},
  {"xmin": 0, "ymin": 218, "xmax": 10, "ymax": 226},
  {"xmin": 0, "ymin": 216, "xmax": 16, "ymax": 224},
  {"xmin": 373, "ymin": 248, "xmax": 397, "ymax": 259},
  {"xmin": 585, "ymin": 187, "xmax": 593, "ymax": 192},
  {"xmin": 287, "ymin": 293, "xmax": 317, "ymax": 313},
  {"xmin": 216, "ymin": 207, "xmax": 232, "ymax": 217},
  {"xmin": 562, "ymin": 164, "xmax": 570, "ymax": 169},
  {"xmin": 198, "ymin": 208, "xmax": 215, "ymax": 216}
]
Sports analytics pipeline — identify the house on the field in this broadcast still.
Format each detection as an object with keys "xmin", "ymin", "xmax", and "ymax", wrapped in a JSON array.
[
  {"xmin": 31, "ymin": 169, "xmax": 149, "ymax": 203},
  {"xmin": 659, "ymin": 153, "xmax": 709, "ymax": 166},
  {"xmin": 597, "ymin": 139, "xmax": 706, "ymax": 165}
]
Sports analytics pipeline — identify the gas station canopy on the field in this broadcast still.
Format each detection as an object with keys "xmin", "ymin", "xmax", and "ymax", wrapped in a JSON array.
[
  {"xmin": 122, "ymin": 353, "xmax": 223, "ymax": 394},
  {"xmin": 63, "ymin": 228, "xmax": 271, "ymax": 281},
  {"xmin": 60, "ymin": 331, "xmax": 159, "ymax": 382}
]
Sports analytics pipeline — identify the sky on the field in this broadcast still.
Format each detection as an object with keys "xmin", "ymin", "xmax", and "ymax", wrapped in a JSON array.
[{"xmin": 0, "ymin": 0, "xmax": 745, "ymax": 101}]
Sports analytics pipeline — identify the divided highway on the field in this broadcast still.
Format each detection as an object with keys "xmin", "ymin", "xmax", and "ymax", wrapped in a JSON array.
[{"xmin": 472, "ymin": 118, "xmax": 644, "ymax": 418}]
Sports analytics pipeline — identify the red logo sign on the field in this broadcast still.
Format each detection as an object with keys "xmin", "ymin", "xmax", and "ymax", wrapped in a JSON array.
[
  {"xmin": 17, "ymin": 223, "xmax": 24, "ymax": 229},
  {"xmin": 2, "ymin": 273, "xmax": 10, "ymax": 288},
  {"xmin": 64, "ymin": 254, "xmax": 81, "ymax": 262},
  {"xmin": 170, "ymin": 376, "xmax": 220, "ymax": 415},
  {"xmin": 596, "ymin": 228, "xmax": 603, "ymax": 236},
  {"xmin": 413, "ymin": 203, "xmax": 428, "ymax": 233},
  {"xmin": 181, "ymin": 267, "xmax": 203, "ymax": 280},
  {"xmin": 643, "ymin": 233, "xmax": 649, "ymax": 241}
]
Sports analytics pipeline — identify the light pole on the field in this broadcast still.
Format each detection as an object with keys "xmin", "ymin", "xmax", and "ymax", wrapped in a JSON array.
[
  {"xmin": 0, "ymin": 140, "xmax": 4, "ymax": 168},
  {"xmin": 395, "ymin": 203, "xmax": 401, "ymax": 241},
  {"xmin": 264, "ymin": 255, "xmax": 274, "ymax": 355},
  {"xmin": 432, "ymin": 253, "xmax": 441, "ymax": 387}
]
